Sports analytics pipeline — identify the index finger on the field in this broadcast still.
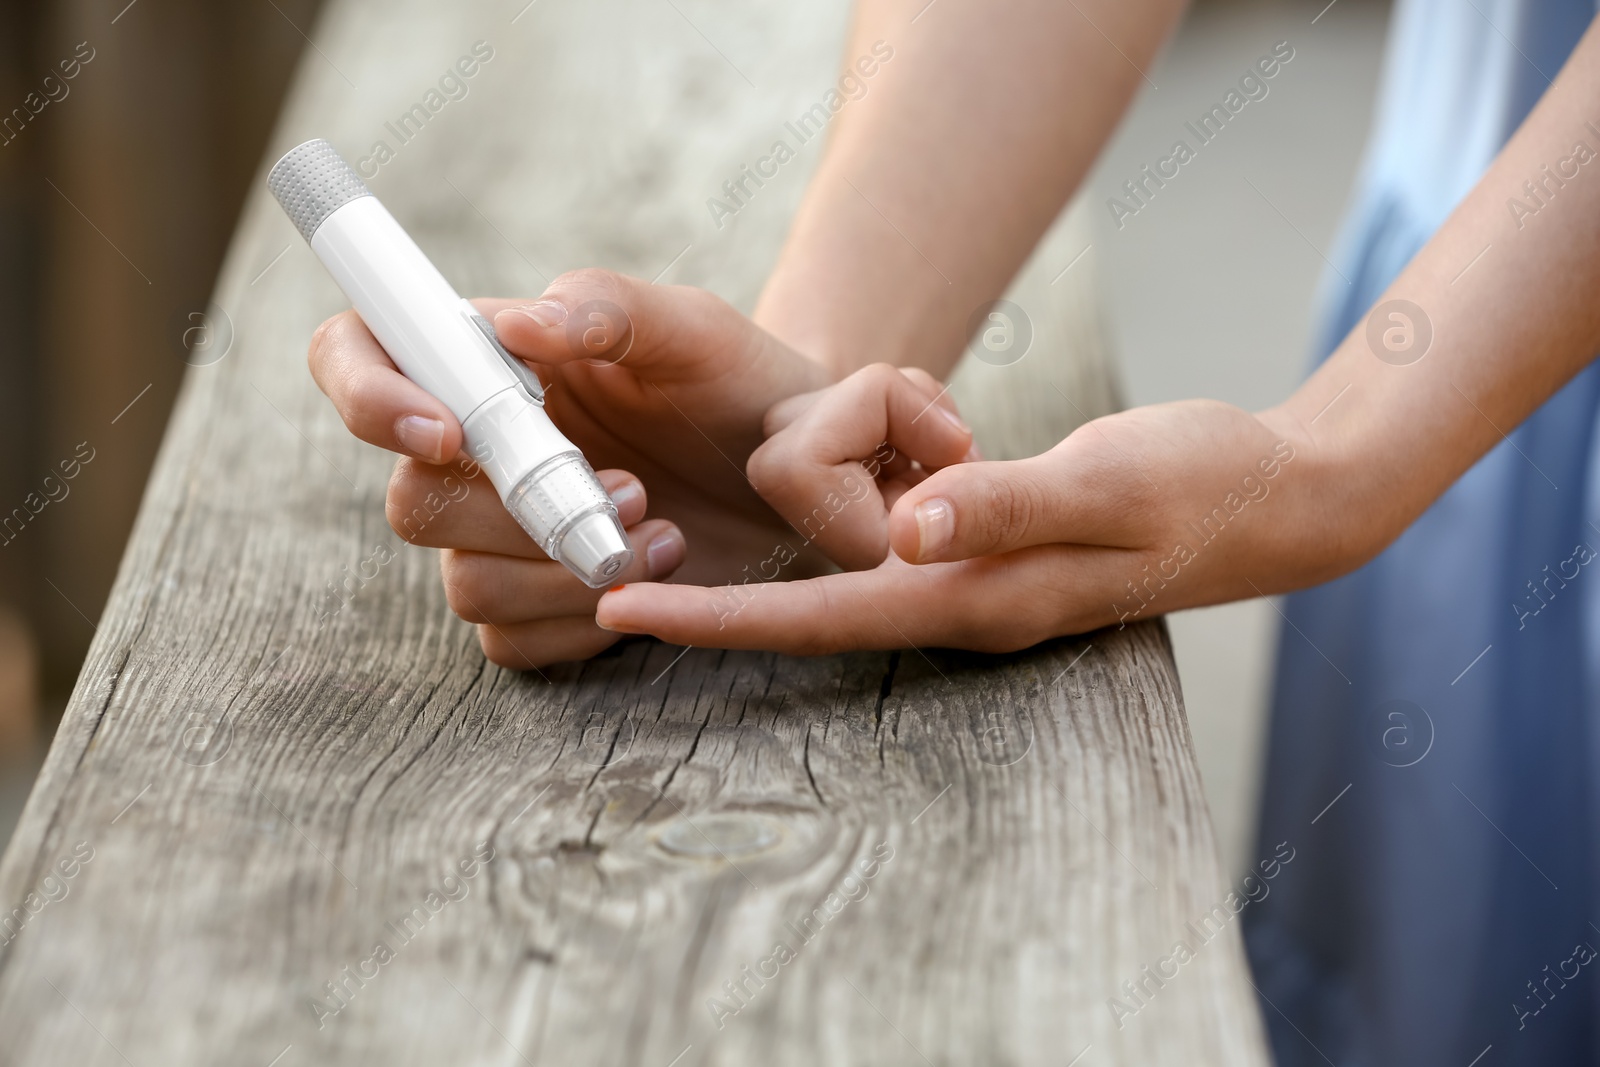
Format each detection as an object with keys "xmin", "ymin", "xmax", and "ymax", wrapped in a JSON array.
[
  {"xmin": 746, "ymin": 365, "xmax": 972, "ymax": 569},
  {"xmin": 594, "ymin": 556, "xmax": 1027, "ymax": 654},
  {"xmin": 598, "ymin": 545, "xmax": 1128, "ymax": 654},
  {"xmin": 306, "ymin": 299, "xmax": 525, "ymax": 464},
  {"xmin": 306, "ymin": 309, "xmax": 464, "ymax": 463},
  {"xmin": 596, "ymin": 572, "xmax": 917, "ymax": 654}
]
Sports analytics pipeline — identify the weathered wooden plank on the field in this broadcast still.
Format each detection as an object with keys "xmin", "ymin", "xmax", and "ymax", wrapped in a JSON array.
[{"xmin": 0, "ymin": 1, "xmax": 1269, "ymax": 1063}]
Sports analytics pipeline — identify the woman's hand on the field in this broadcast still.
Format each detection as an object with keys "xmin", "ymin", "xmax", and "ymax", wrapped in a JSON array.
[
  {"xmin": 747, "ymin": 362, "xmax": 976, "ymax": 570},
  {"xmin": 596, "ymin": 398, "xmax": 1357, "ymax": 654},
  {"xmin": 381, "ymin": 457, "xmax": 684, "ymax": 665},
  {"xmin": 308, "ymin": 269, "xmax": 831, "ymax": 668},
  {"xmin": 721, "ymin": 15, "xmax": 1600, "ymax": 658}
]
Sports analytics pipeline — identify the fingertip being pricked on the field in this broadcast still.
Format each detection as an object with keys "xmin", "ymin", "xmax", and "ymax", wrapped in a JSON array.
[{"xmin": 595, "ymin": 586, "xmax": 646, "ymax": 633}]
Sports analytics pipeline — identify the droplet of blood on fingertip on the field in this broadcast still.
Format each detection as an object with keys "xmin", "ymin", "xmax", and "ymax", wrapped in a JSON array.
[{"xmin": 610, "ymin": 585, "xmax": 626, "ymax": 592}]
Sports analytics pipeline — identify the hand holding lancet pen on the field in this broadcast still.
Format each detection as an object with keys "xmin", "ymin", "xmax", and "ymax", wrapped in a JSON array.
[{"xmin": 268, "ymin": 138, "xmax": 633, "ymax": 588}]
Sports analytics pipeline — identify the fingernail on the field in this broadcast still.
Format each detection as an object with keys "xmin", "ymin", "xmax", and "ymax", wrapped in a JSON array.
[
  {"xmin": 963, "ymin": 442, "xmax": 984, "ymax": 462},
  {"xmin": 914, "ymin": 497, "xmax": 955, "ymax": 560},
  {"xmin": 646, "ymin": 527, "xmax": 687, "ymax": 578},
  {"xmin": 610, "ymin": 480, "xmax": 644, "ymax": 515},
  {"xmin": 937, "ymin": 405, "xmax": 970, "ymax": 435},
  {"xmin": 394, "ymin": 415, "xmax": 446, "ymax": 463},
  {"xmin": 510, "ymin": 301, "xmax": 567, "ymax": 328}
]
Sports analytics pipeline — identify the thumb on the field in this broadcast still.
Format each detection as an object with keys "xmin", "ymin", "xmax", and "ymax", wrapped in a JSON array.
[
  {"xmin": 489, "ymin": 268, "xmax": 768, "ymax": 379},
  {"xmin": 888, "ymin": 448, "xmax": 1139, "ymax": 563}
]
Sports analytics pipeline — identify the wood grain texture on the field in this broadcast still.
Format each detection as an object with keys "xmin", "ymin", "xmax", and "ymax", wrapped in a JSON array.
[{"xmin": 0, "ymin": 1, "xmax": 1268, "ymax": 1063}]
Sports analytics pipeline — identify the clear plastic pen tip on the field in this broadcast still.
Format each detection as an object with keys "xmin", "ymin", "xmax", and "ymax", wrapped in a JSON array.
[
  {"xmin": 557, "ymin": 510, "xmax": 633, "ymax": 588},
  {"xmin": 503, "ymin": 453, "xmax": 633, "ymax": 588}
]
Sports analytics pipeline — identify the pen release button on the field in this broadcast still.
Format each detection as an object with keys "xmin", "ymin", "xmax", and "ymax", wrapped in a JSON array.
[{"xmin": 471, "ymin": 312, "xmax": 545, "ymax": 404}]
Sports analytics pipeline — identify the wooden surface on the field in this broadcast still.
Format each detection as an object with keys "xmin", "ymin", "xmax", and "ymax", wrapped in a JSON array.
[{"xmin": 0, "ymin": 1, "xmax": 1269, "ymax": 1063}]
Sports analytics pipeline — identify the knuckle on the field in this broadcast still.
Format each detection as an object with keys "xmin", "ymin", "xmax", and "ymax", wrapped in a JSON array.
[
  {"xmin": 306, "ymin": 321, "xmax": 332, "ymax": 367},
  {"xmin": 745, "ymin": 439, "xmax": 795, "ymax": 501},
  {"xmin": 479, "ymin": 627, "xmax": 538, "ymax": 670},
  {"xmin": 550, "ymin": 267, "xmax": 625, "ymax": 303},
  {"xmin": 549, "ymin": 269, "xmax": 639, "ymax": 358},
  {"xmin": 385, "ymin": 461, "xmax": 433, "ymax": 541},
  {"xmin": 306, "ymin": 312, "xmax": 342, "ymax": 361},
  {"xmin": 982, "ymin": 476, "xmax": 1035, "ymax": 545},
  {"xmin": 788, "ymin": 582, "xmax": 854, "ymax": 656},
  {"xmin": 307, "ymin": 311, "xmax": 361, "ymax": 370},
  {"xmin": 956, "ymin": 577, "xmax": 1048, "ymax": 654},
  {"xmin": 482, "ymin": 647, "xmax": 525, "ymax": 670},
  {"xmin": 760, "ymin": 404, "xmax": 787, "ymax": 440},
  {"xmin": 899, "ymin": 366, "xmax": 942, "ymax": 394},
  {"xmin": 479, "ymin": 623, "xmax": 614, "ymax": 669},
  {"xmin": 655, "ymin": 284, "xmax": 733, "ymax": 361},
  {"xmin": 330, "ymin": 391, "xmax": 367, "ymax": 437},
  {"xmin": 856, "ymin": 362, "xmax": 901, "ymax": 394},
  {"xmin": 439, "ymin": 551, "xmax": 491, "ymax": 622},
  {"xmin": 677, "ymin": 283, "xmax": 733, "ymax": 317},
  {"xmin": 959, "ymin": 623, "xmax": 1019, "ymax": 655}
]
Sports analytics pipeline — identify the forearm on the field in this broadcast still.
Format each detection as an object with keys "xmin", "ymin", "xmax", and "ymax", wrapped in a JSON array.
[
  {"xmin": 1271, "ymin": 17, "xmax": 1600, "ymax": 566},
  {"xmin": 755, "ymin": 0, "xmax": 1187, "ymax": 378}
]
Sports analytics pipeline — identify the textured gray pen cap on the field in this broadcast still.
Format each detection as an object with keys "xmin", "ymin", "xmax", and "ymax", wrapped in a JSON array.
[{"xmin": 267, "ymin": 138, "xmax": 371, "ymax": 242}]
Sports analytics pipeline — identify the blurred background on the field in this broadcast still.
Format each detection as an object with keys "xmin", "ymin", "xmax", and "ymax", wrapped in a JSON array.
[
  {"xmin": 0, "ymin": 0, "xmax": 324, "ymax": 838},
  {"xmin": 1090, "ymin": 0, "xmax": 1388, "ymax": 876},
  {"xmin": 0, "ymin": 0, "xmax": 1391, "ymax": 877}
]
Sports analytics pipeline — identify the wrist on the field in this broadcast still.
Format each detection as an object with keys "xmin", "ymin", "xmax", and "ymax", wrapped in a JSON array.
[
  {"xmin": 753, "ymin": 287, "xmax": 956, "ymax": 383},
  {"xmin": 1255, "ymin": 396, "xmax": 1395, "ymax": 581},
  {"xmin": 752, "ymin": 289, "xmax": 852, "ymax": 383},
  {"xmin": 753, "ymin": 197, "xmax": 964, "ymax": 381}
]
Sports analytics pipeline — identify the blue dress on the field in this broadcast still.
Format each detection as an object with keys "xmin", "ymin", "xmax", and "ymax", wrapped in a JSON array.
[{"xmin": 1244, "ymin": 2, "xmax": 1600, "ymax": 1065}]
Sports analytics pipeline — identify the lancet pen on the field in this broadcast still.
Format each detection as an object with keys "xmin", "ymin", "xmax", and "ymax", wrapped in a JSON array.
[{"xmin": 268, "ymin": 138, "xmax": 633, "ymax": 588}]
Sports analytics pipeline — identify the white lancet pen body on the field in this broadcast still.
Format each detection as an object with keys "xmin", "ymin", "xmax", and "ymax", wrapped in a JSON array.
[{"xmin": 268, "ymin": 138, "xmax": 633, "ymax": 588}]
